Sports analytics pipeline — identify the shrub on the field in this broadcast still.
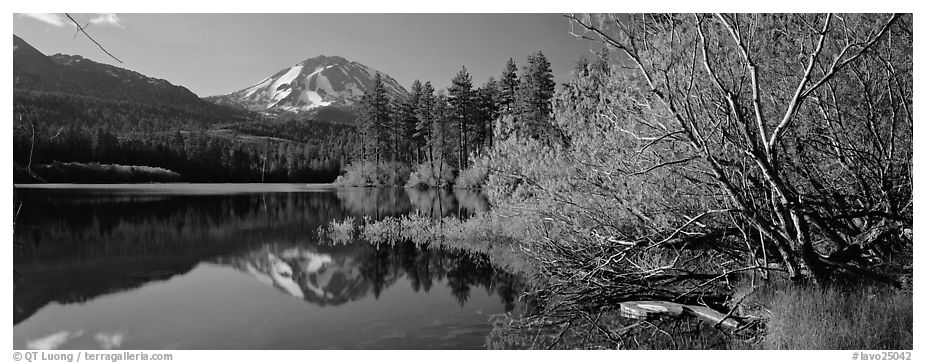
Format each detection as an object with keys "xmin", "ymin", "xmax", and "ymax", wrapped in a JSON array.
[
  {"xmin": 316, "ymin": 216, "xmax": 356, "ymax": 245},
  {"xmin": 454, "ymin": 155, "xmax": 490, "ymax": 190},
  {"xmin": 333, "ymin": 161, "xmax": 411, "ymax": 187},
  {"xmin": 405, "ymin": 160, "xmax": 456, "ymax": 189}
]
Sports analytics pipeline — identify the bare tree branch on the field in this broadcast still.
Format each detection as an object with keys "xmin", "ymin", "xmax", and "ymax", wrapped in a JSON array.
[{"xmin": 65, "ymin": 13, "xmax": 123, "ymax": 63}]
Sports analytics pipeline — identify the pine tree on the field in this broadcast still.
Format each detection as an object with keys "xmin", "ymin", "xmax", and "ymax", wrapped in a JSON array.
[
  {"xmin": 398, "ymin": 80, "xmax": 423, "ymax": 163},
  {"xmin": 499, "ymin": 58, "xmax": 520, "ymax": 114},
  {"xmin": 476, "ymin": 78, "xmax": 501, "ymax": 152},
  {"xmin": 359, "ymin": 73, "xmax": 392, "ymax": 164},
  {"xmin": 514, "ymin": 51, "xmax": 555, "ymax": 139},
  {"xmin": 448, "ymin": 67, "xmax": 474, "ymax": 169},
  {"xmin": 415, "ymin": 82, "xmax": 436, "ymax": 165},
  {"xmin": 497, "ymin": 58, "xmax": 521, "ymax": 140},
  {"xmin": 432, "ymin": 93, "xmax": 452, "ymax": 182}
]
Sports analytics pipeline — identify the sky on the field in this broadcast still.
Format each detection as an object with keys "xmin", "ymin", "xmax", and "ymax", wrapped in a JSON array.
[{"xmin": 13, "ymin": 13, "xmax": 598, "ymax": 97}]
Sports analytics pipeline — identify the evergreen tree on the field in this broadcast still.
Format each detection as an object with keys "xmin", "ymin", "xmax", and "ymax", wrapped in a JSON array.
[
  {"xmin": 415, "ymin": 82, "xmax": 437, "ymax": 166},
  {"xmin": 432, "ymin": 93, "xmax": 452, "ymax": 178},
  {"xmin": 397, "ymin": 80, "xmax": 423, "ymax": 163},
  {"xmin": 514, "ymin": 51, "xmax": 556, "ymax": 139},
  {"xmin": 92, "ymin": 127, "xmax": 118, "ymax": 161},
  {"xmin": 359, "ymin": 73, "xmax": 392, "ymax": 164},
  {"xmin": 448, "ymin": 67, "xmax": 474, "ymax": 168},
  {"xmin": 497, "ymin": 58, "xmax": 521, "ymax": 140},
  {"xmin": 498, "ymin": 58, "xmax": 520, "ymax": 114},
  {"xmin": 475, "ymin": 78, "xmax": 501, "ymax": 152}
]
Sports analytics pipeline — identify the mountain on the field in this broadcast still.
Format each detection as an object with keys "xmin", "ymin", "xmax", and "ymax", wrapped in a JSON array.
[
  {"xmin": 13, "ymin": 35, "xmax": 248, "ymax": 130},
  {"xmin": 12, "ymin": 35, "xmax": 63, "ymax": 85},
  {"xmin": 218, "ymin": 245, "xmax": 383, "ymax": 306},
  {"xmin": 207, "ymin": 55, "xmax": 408, "ymax": 113}
]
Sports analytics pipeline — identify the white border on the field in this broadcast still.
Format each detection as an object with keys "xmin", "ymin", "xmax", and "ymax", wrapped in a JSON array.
[{"xmin": 5, "ymin": 2, "xmax": 922, "ymax": 361}]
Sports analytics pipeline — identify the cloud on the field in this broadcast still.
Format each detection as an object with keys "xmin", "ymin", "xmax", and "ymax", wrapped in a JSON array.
[
  {"xmin": 90, "ymin": 13, "xmax": 122, "ymax": 28},
  {"xmin": 18, "ymin": 13, "xmax": 123, "ymax": 28},
  {"xmin": 26, "ymin": 330, "xmax": 84, "ymax": 350},
  {"xmin": 19, "ymin": 13, "xmax": 66, "ymax": 27}
]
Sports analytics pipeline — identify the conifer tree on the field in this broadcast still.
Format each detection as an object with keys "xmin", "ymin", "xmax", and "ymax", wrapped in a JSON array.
[
  {"xmin": 514, "ymin": 51, "xmax": 555, "ymax": 139},
  {"xmin": 498, "ymin": 58, "xmax": 520, "ymax": 114},
  {"xmin": 475, "ymin": 78, "xmax": 500, "ymax": 152},
  {"xmin": 497, "ymin": 58, "xmax": 521, "ymax": 139},
  {"xmin": 398, "ymin": 80, "xmax": 423, "ymax": 163},
  {"xmin": 415, "ymin": 82, "xmax": 437, "ymax": 166},
  {"xmin": 359, "ymin": 73, "xmax": 391, "ymax": 164},
  {"xmin": 448, "ymin": 67, "xmax": 474, "ymax": 168},
  {"xmin": 432, "ymin": 93, "xmax": 452, "ymax": 181}
]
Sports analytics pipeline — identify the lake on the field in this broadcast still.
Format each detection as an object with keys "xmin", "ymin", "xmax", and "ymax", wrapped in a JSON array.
[{"xmin": 13, "ymin": 184, "xmax": 525, "ymax": 350}]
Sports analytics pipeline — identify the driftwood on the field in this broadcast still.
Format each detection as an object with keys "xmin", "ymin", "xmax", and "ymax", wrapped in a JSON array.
[{"xmin": 619, "ymin": 300, "xmax": 742, "ymax": 330}]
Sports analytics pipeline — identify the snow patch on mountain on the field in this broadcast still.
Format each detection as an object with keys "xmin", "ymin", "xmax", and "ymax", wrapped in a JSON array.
[
  {"xmin": 244, "ymin": 76, "xmax": 274, "ymax": 98},
  {"xmin": 273, "ymin": 64, "xmax": 304, "ymax": 92}
]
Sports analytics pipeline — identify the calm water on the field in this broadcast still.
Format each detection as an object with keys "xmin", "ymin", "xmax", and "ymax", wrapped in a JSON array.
[{"xmin": 13, "ymin": 184, "xmax": 524, "ymax": 350}]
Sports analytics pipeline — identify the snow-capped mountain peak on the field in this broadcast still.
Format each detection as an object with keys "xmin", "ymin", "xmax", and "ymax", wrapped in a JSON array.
[{"xmin": 208, "ymin": 55, "xmax": 408, "ymax": 113}]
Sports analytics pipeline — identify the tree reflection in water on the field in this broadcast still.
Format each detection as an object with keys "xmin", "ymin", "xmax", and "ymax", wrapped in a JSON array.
[{"xmin": 14, "ymin": 186, "xmax": 523, "ymax": 326}]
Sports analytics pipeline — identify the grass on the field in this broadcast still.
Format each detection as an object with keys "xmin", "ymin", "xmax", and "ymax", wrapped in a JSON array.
[
  {"xmin": 485, "ymin": 279, "xmax": 913, "ymax": 350},
  {"xmin": 755, "ymin": 282, "xmax": 913, "ymax": 350}
]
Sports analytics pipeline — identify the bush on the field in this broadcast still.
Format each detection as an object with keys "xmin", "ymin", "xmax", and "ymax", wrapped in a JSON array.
[
  {"xmin": 454, "ymin": 155, "xmax": 490, "ymax": 190},
  {"xmin": 405, "ymin": 160, "xmax": 456, "ymax": 189},
  {"xmin": 333, "ymin": 161, "xmax": 411, "ymax": 187},
  {"xmin": 316, "ymin": 216, "xmax": 356, "ymax": 245},
  {"xmin": 481, "ymin": 135, "xmax": 573, "ymax": 206}
]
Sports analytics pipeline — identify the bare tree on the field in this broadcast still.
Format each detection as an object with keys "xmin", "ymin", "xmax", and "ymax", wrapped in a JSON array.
[{"xmin": 561, "ymin": 13, "xmax": 912, "ymax": 284}]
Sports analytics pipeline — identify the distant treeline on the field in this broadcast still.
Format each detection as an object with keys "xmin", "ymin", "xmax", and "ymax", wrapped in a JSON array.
[
  {"xmin": 12, "ymin": 87, "xmax": 371, "ymax": 183},
  {"xmin": 13, "ymin": 124, "xmax": 353, "ymax": 183},
  {"xmin": 14, "ymin": 89, "xmax": 247, "ymax": 132},
  {"xmin": 29, "ymin": 162, "xmax": 181, "ymax": 183}
]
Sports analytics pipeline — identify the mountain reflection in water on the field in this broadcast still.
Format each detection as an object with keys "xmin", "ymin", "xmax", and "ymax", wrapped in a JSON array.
[{"xmin": 13, "ymin": 185, "xmax": 523, "ymax": 349}]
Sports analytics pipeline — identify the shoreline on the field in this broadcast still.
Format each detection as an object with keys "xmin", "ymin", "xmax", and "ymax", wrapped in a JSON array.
[{"xmin": 13, "ymin": 183, "xmax": 338, "ymax": 194}]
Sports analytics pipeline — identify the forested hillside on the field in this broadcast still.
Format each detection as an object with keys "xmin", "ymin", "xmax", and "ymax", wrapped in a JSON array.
[{"xmin": 13, "ymin": 35, "xmax": 361, "ymax": 183}]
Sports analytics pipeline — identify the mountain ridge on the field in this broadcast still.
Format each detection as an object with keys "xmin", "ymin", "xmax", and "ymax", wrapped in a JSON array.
[
  {"xmin": 13, "ymin": 34, "xmax": 250, "ymax": 130},
  {"xmin": 15, "ymin": 35, "xmax": 203, "ymax": 106}
]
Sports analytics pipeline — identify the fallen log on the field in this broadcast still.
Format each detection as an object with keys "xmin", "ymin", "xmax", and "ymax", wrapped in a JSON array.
[
  {"xmin": 620, "ymin": 300, "xmax": 685, "ymax": 319},
  {"xmin": 619, "ymin": 300, "xmax": 742, "ymax": 330}
]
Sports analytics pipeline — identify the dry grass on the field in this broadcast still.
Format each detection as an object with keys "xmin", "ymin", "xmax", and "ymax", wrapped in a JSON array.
[{"xmin": 756, "ymin": 283, "xmax": 912, "ymax": 350}]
